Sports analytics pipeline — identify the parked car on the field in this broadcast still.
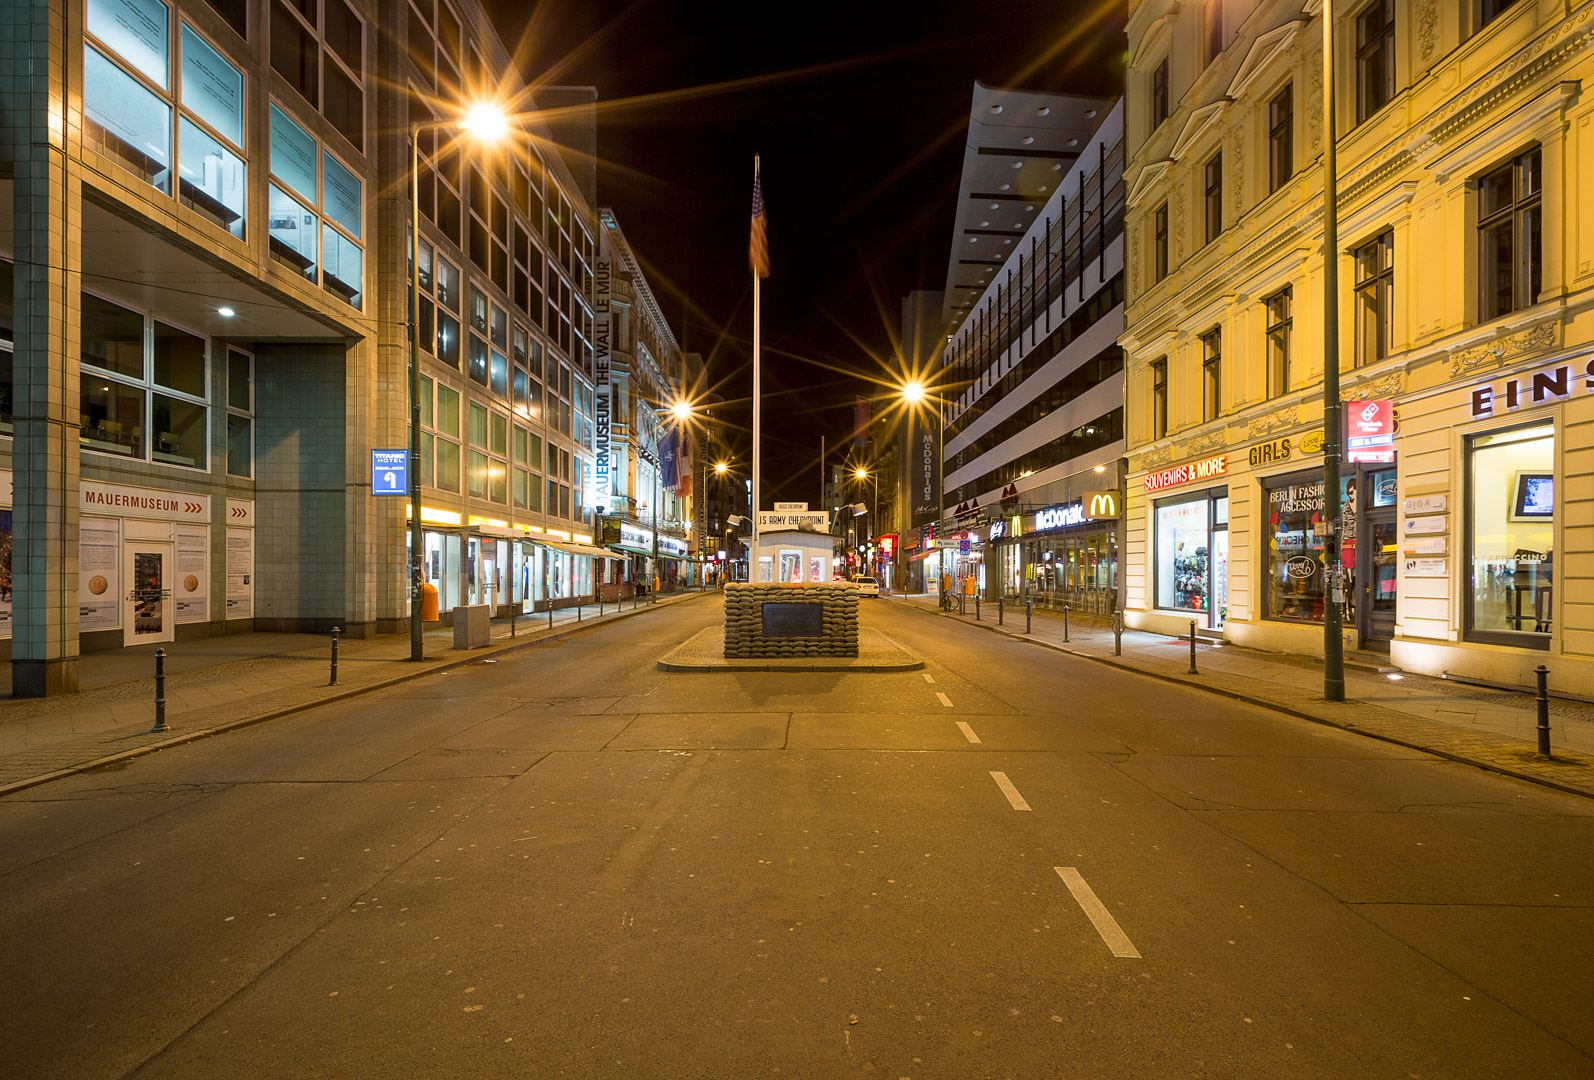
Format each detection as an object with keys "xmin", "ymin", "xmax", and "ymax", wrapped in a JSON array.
[{"xmin": 852, "ymin": 575, "xmax": 880, "ymax": 597}]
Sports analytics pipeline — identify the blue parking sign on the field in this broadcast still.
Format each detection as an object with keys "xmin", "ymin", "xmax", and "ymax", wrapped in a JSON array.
[{"xmin": 371, "ymin": 449, "xmax": 409, "ymax": 496}]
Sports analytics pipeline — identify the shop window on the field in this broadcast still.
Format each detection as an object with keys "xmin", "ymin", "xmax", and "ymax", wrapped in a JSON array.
[
  {"xmin": 177, "ymin": 118, "xmax": 246, "ymax": 237},
  {"xmin": 180, "ymin": 25, "xmax": 243, "ymax": 146},
  {"xmin": 467, "ymin": 449, "xmax": 489, "ymax": 497},
  {"xmin": 152, "ymin": 393, "xmax": 206, "ymax": 468},
  {"xmin": 270, "ymin": 0, "xmax": 318, "ymax": 107},
  {"xmin": 468, "ymin": 335, "xmax": 489, "ymax": 387},
  {"xmin": 268, "ymin": 185, "xmax": 318, "ymax": 280},
  {"xmin": 202, "ymin": 0, "xmax": 248, "ymax": 39},
  {"xmin": 1153, "ymin": 203, "xmax": 1169, "ymax": 283},
  {"xmin": 80, "ymin": 378, "xmax": 147, "ymax": 458},
  {"xmin": 1155, "ymin": 496, "xmax": 1210, "ymax": 614},
  {"xmin": 1263, "ymin": 473, "xmax": 1343, "ymax": 622},
  {"xmin": 1151, "ymin": 57, "xmax": 1169, "ymax": 129},
  {"xmin": 436, "ymin": 437, "xmax": 460, "ymax": 492},
  {"xmin": 153, "ymin": 321, "xmax": 206, "ymax": 398},
  {"xmin": 87, "ymin": 0, "xmax": 169, "ymax": 88},
  {"xmin": 1265, "ymin": 288, "xmax": 1291, "ymax": 397},
  {"xmin": 1268, "ymin": 84, "xmax": 1292, "ymax": 193},
  {"xmin": 1200, "ymin": 328, "xmax": 1221, "ymax": 422},
  {"xmin": 436, "ymin": 383, "xmax": 460, "ymax": 438},
  {"xmin": 437, "ymin": 312, "xmax": 461, "ymax": 369},
  {"xmin": 227, "ymin": 349, "xmax": 253, "ymax": 478},
  {"xmin": 1467, "ymin": 423, "xmax": 1553, "ymax": 644},
  {"xmin": 1477, "ymin": 147, "xmax": 1541, "ymax": 323},
  {"xmin": 82, "ymin": 293, "xmax": 146, "ymax": 379},
  {"xmin": 1353, "ymin": 231, "xmax": 1393, "ymax": 367},
  {"xmin": 1356, "ymin": 0, "xmax": 1396, "ymax": 124},
  {"xmin": 84, "ymin": 46, "xmax": 172, "ymax": 193}
]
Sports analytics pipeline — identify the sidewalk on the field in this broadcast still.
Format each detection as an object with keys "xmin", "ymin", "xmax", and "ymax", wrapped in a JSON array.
[
  {"xmin": 897, "ymin": 593, "xmax": 1594, "ymax": 800},
  {"xmin": 0, "ymin": 591, "xmax": 711, "ymax": 797}
]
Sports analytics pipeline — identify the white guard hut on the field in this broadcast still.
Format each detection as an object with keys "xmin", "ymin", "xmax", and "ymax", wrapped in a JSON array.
[{"xmin": 754, "ymin": 505, "xmax": 836, "ymax": 584}]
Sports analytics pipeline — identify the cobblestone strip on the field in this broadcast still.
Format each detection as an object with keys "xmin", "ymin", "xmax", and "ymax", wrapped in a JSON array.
[{"xmin": 911, "ymin": 602, "xmax": 1594, "ymax": 801}]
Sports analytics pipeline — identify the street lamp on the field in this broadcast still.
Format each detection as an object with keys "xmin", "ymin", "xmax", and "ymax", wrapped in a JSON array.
[
  {"xmin": 854, "ymin": 466, "xmax": 879, "ymax": 574},
  {"xmin": 409, "ymin": 102, "xmax": 506, "ymax": 662},
  {"xmin": 650, "ymin": 397, "xmax": 692, "ymax": 602},
  {"xmin": 899, "ymin": 379, "xmax": 943, "ymax": 595}
]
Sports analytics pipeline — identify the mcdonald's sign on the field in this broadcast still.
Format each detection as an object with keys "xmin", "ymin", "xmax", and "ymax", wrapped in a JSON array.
[{"xmin": 1081, "ymin": 491, "xmax": 1119, "ymax": 520}]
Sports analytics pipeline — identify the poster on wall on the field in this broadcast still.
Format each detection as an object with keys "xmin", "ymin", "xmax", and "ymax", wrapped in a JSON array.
[
  {"xmin": 0, "ymin": 507, "xmax": 11, "ymax": 640},
  {"xmin": 225, "ymin": 526, "xmax": 254, "ymax": 619},
  {"xmin": 78, "ymin": 517, "xmax": 122, "ymax": 631},
  {"xmin": 176, "ymin": 524, "xmax": 209, "ymax": 622}
]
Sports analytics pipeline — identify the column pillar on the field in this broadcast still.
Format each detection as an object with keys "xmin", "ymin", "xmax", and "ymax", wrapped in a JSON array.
[{"xmin": 5, "ymin": 0, "xmax": 81, "ymax": 695}]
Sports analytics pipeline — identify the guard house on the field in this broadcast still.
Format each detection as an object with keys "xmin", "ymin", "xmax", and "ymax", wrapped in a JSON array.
[{"xmin": 753, "ymin": 506, "xmax": 836, "ymax": 584}]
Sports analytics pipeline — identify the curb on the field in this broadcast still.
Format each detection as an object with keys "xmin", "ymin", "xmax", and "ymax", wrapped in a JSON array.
[
  {"xmin": 657, "ymin": 659, "xmax": 925, "ymax": 673},
  {"xmin": 0, "ymin": 592, "xmax": 713, "ymax": 799},
  {"xmin": 909, "ymin": 603, "xmax": 1594, "ymax": 802}
]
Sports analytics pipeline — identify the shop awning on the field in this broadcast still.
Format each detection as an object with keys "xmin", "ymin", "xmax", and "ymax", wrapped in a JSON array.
[{"xmin": 543, "ymin": 539, "xmax": 621, "ymax": 561}]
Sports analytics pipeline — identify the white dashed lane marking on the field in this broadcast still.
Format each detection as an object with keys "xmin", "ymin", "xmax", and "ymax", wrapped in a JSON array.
[
  {"xmin": 1055, "ymin": 867, "xmax": 1141, "ymax": 958},
  {"xmin": 922, "ymin": 673, "xmax": 935, "ymax": 683},
  {"xmin": 956, "ymin": 722, "xmax": 981, "ymax": 744},
  {"xmin": 989, "ymin": 771, "xmax": 1031, "ymax": 811},
  {"xmin": 935, "ymin": 692, "xmax": 953, "ymax": 708}
]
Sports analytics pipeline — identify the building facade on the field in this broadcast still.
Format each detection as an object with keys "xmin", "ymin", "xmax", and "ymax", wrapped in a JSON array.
[
  {"xmin": 595, "ymin": 209, "xmax": 691, "ymax": 592},
  {"xmin": 1121, "ymin": 0, "xmax": 1594, "ymax": 690},
  {"xmin": 1, "ymin": 0, "xmax": 605, "ymax": 693},
  {"xmin": 929, "ymin": 91, "xmax": 1128, "ymax": 616}
]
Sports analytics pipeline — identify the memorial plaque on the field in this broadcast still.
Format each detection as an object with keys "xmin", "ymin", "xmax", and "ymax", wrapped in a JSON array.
[{"xmin": 762, "ymin": 602, "xmax": 823, "ymax": 638}]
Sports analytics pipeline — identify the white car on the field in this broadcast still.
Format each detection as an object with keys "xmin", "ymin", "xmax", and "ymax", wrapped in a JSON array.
[{"xmin": 852, "ymin": 575, "xmax": 880, "ymax": 597}]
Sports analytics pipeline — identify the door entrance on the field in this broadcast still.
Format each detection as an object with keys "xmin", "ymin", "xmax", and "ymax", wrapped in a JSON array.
[
  {"xmin": 122, "ymin": 541, "xmax": 175, "ymax": 647},
  {"xmin": 1356, "ymin": 467, "xmax": 1399, "ymax": 651}
]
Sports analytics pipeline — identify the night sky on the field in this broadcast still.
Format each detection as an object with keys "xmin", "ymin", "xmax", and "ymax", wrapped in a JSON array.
[{"xmin": 485, "ymin": 0, "xmax": 1127, "ymax": 506}]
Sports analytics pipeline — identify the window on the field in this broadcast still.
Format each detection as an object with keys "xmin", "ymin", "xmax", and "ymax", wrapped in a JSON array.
[
  {"xmin": 1154, "ymin": 203, "xmax": 1169, "ymax": 282},
  {"xmin": 79, "ymin": 294, "xmax": 209, "ymax": 470},
  {"xmin": 1265, "ymin": 288, "xmax": 1291, "ymax": 397},
  {"xmin": 1203, "ymin": 0, "xmax": 1223, "ymax": 65},
  {"xmin": 1200, "ymin": 328, "xmax": 1221, "ymax": 422},
  {"xmin": 1150, "ymin": 357, "xmax": 1168, "ymax": 440},
  {"xmin": 268, "ymin": 105, "xmax": 363, "ymax": 304},
  {"xmin": 1268, "ymin": 84, "xmax": 1292, "ymax": 193},
  {"xmin": 1477, "ymin": 147, "xmax": 1542, "ymax": 323},
  {"xmin": 1204, "ymin": 154, "xmax": 1223, "ymax": 243},
  {"xmin": 434, "ymin": 383, "xmax": 460, "ymax": 492},
  {"xmin": 1356, "ymin": 0, "xmax": 1396, "ymax": 123},
  {"xmin": 271, "ymin": 0, "xmax": 318, "ymax": 106},
  {"xmin": 1466, "ymin": 422, "xmax": 1553, "ymax": 645},
  {"xmin": 1264, "ymin": 473, "xmax": 1351, "ymax": 622},
  {"xmin": 226, "ymin": 349, "xmax": 253, "ymax": 477},
  {"xmin": 1152, "ymin": 58, "xmax": 1170, "ymax": 128},
  {"xmin": 271, "ymin": 0, "xmax": 364, "ymax": 147},
  {"xmin": 83, "ymin": 45, "xmax": 173, "ymax": 194},
  {"xmin": 1353, "ymin": 231, "xmax": 1393, "ymax": 367},
  {"xmin": 202, "ymin": 0, "xmax": 248, "ymax": 38},
  {"xmin": 1479, "ymin": 0, "xmax": 1519, "ymax": 30}
]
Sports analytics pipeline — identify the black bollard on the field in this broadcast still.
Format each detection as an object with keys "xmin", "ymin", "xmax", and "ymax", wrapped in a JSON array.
[
  {"xmin": 1113, "ymin": 610, "xmax": 1123, "ymax": 656},
  {"xmin": 1025, "ymin": 599, "xmax": 1032, "ymax": 635},
  {"xmin": 1187, "ymin": 620, "xmax": 1199, "ymax": 674},
  {"xmin": 998, "ymin": 596, "xmax": 1004, "ymax": 626},
  {"xmin": 150, "ymin": 648, "xmax": 169, "ymax": 733},
  {"xmin": 548, "ymin": 599, "xmax": 554, "ymax": 630},
  {"xmin": 511, "ymin": 605, "xmax": 517, "ymax": 638},
  {"xmin": 1063, "ymin": 604, "xmax": 1070, "ymax": 643},
  {"xmin": 975, "ymin": 595, "xmax": 981, "ymax": 621},
  {"xmin": 1536, "ymin": 665, "xmax": 1553, "ymax": 758},
  {"xmin": 329, "ymin": 626, "xmax": 340, "ymax": 686}
]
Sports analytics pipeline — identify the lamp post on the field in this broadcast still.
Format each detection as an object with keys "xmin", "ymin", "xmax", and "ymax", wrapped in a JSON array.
[
  {"xmin": 409, "ymin": 104, "xmax": 506, "ymax": 661},
  {"xmin": 900, "ymin": 379, "xmax": 943, "ymax": 593},
  {"xmin": 854, "ymin": 467, "xmax": 879, "ymax": 575},
  {"xmin": 649, "ymin": 398, "xmax": 692, "ymax": 602},
  {"xmin": 1321, "ymin": 0, "xmax": 1345, "ymax": 701}
]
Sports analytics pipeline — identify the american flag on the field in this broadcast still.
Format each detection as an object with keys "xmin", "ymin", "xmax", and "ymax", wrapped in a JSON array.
[{"xmin": 749, "ymin": 156, "xmax": 770, "ymax": 279}]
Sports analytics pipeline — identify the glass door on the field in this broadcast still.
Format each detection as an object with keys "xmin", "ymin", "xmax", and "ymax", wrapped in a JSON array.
[
  {"xmin": 1358, "ymin": 467, "xmax": 1399, "ymax": 651},
  {"xmin": 122, "ymin": 541, "xmax": 174, "ymax": 646}
]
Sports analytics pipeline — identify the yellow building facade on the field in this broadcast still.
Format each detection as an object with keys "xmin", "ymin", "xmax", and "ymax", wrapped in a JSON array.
[{"xmin": 1122, "ymin": 0, "xmax": 1594, "ymax": 691}]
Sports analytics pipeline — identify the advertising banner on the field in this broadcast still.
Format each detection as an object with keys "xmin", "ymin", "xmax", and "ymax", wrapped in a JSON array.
[
  {"xmin": 78, "ymin": 516, "xmax": 121, "ymax": 631},
  {"xmin": 908, "ymin": 410, "xmax": 941, "ymax": 528},
  {"xmin": 592, "ymin": 258, "xmax": 613, "ymax": 512}
]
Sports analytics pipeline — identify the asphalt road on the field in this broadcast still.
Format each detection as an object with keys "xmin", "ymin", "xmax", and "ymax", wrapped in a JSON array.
[{"xmin": 3, "ymin": 596, "xmax": 1591, "ymax": 1079}]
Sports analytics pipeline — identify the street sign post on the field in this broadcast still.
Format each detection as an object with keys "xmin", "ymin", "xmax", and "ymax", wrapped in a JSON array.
[{"xmin": 371, "ymin": 449, "xmax": 409, "ymax": 496}]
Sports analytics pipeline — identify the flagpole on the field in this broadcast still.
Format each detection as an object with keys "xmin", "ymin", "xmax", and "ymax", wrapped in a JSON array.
[{"xmin": 752, "ymin": 154, "xmax": 763, "ymax": 559}]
